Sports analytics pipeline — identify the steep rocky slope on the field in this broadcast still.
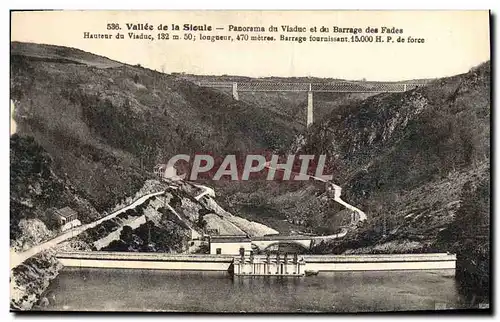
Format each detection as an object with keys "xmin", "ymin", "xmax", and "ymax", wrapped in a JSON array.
[
  {"xmin": 10, "ymin": 41, "xmax": 296, "ymax": 214},
  {"xmin": 298, "ymin": 61, "xmax": 490, "ymax": 294},
  {"xmin": 299, "ymin": 61, "xmax": 490, "ymax": 241},
  {"xmin": 10, "ymin": 135, "xmax": 100, "ymax": 249},
  {"xmin": 10, "ymin": 250, "xmax": 63, "ymax": 311}
]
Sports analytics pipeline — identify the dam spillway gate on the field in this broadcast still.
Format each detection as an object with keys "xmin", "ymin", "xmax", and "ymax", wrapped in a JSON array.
[{"xmin": 232, "ymin": 253, "xmax": 306, "ymax": 277}]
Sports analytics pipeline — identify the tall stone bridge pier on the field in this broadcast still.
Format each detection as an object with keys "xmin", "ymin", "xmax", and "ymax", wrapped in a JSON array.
[{"xmin": 199, "ymin": 81, "xmax": 428, "ymax": 127}]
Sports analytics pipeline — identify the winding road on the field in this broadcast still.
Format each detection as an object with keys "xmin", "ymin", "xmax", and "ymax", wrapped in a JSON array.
[
  {"xmin": 10, "ymin": 191, "xmax": 165, "ymax": 269},
  {"xmin": 10, "ymin": 170, "xmax": 368, "ymax": 269},
  {"xmin": 264, "ymin": 163, "xmax": 368, "ymax": 241}
]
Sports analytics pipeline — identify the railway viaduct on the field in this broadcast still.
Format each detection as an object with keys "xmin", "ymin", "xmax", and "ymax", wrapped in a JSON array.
[{"xmin": 199, "ymin": 81, "xmax": 427, "ymax": 127}]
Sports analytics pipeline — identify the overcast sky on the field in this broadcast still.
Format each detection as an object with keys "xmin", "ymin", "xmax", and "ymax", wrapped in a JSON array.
[{"xmin": 11, "ymin": 10, "xmax": 490, "ymax": 81}]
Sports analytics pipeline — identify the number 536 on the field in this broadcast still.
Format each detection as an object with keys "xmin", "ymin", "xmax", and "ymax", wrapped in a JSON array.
[{"xmin": 107, "ymin": 23, "xmax": 120, "ymax": 30}]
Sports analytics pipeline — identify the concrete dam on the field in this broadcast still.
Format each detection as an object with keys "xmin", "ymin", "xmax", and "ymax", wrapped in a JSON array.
[{"xmin": 55, "ymin": 251, "xmax": 456, "ymax": 275}]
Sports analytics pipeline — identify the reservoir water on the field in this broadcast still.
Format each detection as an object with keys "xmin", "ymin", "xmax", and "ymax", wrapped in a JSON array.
[{"xmin": 37, "ymin": 268, "xmax": 478, "ymax": 312}]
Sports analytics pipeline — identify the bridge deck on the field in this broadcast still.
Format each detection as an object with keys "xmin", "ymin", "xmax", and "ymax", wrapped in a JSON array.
[
  {"xmin": 199, "ymin": 81, "xmax": 427, "ymax": 93},
  {"xmin": 253, "ymin": 235, "xmax": 313, "ymax": 241}
]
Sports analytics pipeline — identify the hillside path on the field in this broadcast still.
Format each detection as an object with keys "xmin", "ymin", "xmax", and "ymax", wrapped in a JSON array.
[
  {"xmin": 264, "ymin": 162, "xmax": 368, "ymax": 226},
  {"xmin": 10, "ymin": 191, "xmax": 165, "ymax": 269}
]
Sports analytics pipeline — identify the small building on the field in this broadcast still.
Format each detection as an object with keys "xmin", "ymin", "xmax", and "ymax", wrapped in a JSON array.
[
  {"xmin": 54, "ymin": 207, "xmax": 79, "ymax": 229},
  {"xmin": 153, "ymin": 164, "xmax": 166, "ymax": 179},
  {"xmin": 209, "ymin": 235, "xmax": 252, "ymax": 255},
  {"xmin": 153, "ymin": 164, "xmax": 186, "ymax": 181}
]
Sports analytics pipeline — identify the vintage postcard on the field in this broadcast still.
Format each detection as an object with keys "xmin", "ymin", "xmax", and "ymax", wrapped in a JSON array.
[{"xmin": 9, "ymin": 10, "xmax": 491, "ymax": 313}]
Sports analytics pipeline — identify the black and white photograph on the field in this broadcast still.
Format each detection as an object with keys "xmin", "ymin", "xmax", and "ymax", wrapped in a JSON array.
[{"xmin": 8, "ymin": 9, "xmax": 491, "ymax": 313}]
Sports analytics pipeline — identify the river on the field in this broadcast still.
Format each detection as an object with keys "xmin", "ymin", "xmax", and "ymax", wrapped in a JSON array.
[{"xmin": 36, "ymin": 268, "xmax": 482, "ymax": 312}]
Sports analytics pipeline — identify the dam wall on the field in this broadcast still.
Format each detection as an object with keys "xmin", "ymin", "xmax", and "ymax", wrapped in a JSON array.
[
  {"xmin": 56, "ymin": 252, "xmax": 233, "ymax": 271},
  {"xmin": 55, "ymin": 251, "xmax": 456, "ymax": 274},
  {"xmin": 304, "ymin": 254, "xmax": 456, "ymax": 273}
]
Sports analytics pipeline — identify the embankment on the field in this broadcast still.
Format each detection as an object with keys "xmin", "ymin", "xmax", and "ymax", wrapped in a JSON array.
[{"xmin": 10, "ymin": 250, "xmax": 62, "ymax": 311}]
